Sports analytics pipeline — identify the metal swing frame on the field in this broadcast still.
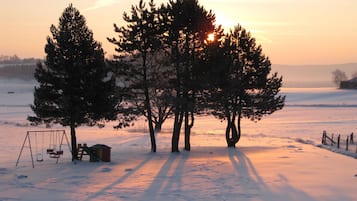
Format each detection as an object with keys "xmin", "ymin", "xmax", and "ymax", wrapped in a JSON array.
[
  {"xmin": 16, "ymin": 130, "xmax": 71, "ymax": 168},
  {"xmin": 34, "ymin": 132, "xmax": 44, "ymax": 162}
]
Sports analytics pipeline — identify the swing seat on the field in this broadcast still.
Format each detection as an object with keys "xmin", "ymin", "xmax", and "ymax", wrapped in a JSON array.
[
  {"xmin": 36, "ymin": 153, "xmax": 44, "ymax": 162},
  {"xmin": 16, "ymin": 130, "xmax": 70, "ymax": 168},
  {"xmin": 46, "ymin": 149, "xmax": 54, "ymax": 154},
  {"xmin": 49, "ymin": 150, "xmax": 63, "ymax": 158},
  {"xmin": 49, "ymin": 154, "xmax": 60, "ymax": 158}
]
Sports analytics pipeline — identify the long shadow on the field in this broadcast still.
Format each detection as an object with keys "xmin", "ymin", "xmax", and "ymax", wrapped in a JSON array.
[
  {"xmin": 83, "ymin": 145, "xmax": 320, "ymax": 200},
  {"xmin": 228, "ymin": 147, "xmax": 318, "ymax": 200},
  {"xmin": 161, "ymin": 153, "xmax": 186, "ymax": 197},
  {"xmin": 83, "ymin": 151, "xmax": 188, "ymax": 201},
  {"xmin": 139, "ymin": 152, "xmax": 187, "ymax": 200},
  {"xmin": 84, "ymin": 153, "xmax": 155, "ymax": 201}
]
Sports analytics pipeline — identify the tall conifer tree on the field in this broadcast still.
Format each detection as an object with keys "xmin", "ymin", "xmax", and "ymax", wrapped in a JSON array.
[
  {"xmin": 108, "ymin": 0, "xmax": 161, "ymax": 152},
  {"xmin": 205, "ymin": 25, "xmax": 285, "ymax": 147},
  {"xmin": 164, "ymin": 0, "xmax": 215, "ymax": 152},
  {"xmin": 29, "ymin": 4, "xmax": 119, "ymax": 161}
]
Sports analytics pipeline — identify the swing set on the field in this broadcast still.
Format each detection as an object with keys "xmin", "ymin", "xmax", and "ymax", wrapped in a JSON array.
[{"xmin": 16, "ymin": 130, "xmax": 71, "ymax": 168}]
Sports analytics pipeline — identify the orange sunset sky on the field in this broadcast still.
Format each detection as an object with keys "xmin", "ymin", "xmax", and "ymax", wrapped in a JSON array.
[{"xmin": 0, "ymin": 0, "xmax": 356, "ymax": 65}]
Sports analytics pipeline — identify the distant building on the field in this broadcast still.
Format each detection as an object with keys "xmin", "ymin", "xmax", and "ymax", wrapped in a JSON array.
[{"xmin": 340, "ymin": 77, "xmax": 357, "ymax": 89}]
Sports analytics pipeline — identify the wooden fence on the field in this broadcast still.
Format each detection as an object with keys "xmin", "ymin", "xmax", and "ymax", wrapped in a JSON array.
[{"xmin": 321, "ymin": 130, "xmax": 356, "ymax": 153}]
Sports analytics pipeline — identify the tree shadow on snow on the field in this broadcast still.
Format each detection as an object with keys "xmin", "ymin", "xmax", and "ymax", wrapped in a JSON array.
[
  {"xmin": 83, "ymin": 153, "xmax": 156, "ymax": 201},
  {"xmin": 82, "ymin": 146, "xmax": 318, "ymax": 201},
  {"xmin": 228, "ymin": 147, "xmax": 318, "ymax": 201},
  {"xmin": 140, "ymin": 152, "xmax": 187, "ymax": 200},
  {"xmin": 138, "ymin": 146, "xmax": 319, "ymax": 201}
]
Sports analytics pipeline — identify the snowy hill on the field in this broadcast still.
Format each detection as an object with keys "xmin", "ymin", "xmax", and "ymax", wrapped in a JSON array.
[
  {"xmin": 272, "ymin": 63, "xmax": 357, "ymax": 87},
  {"xmin": 1, "ymin": 62, "xmax": 357, "ymax": 87},
  {"xmin": 0, "ymin": 64, "xmax": 36, "ymax": 80}
]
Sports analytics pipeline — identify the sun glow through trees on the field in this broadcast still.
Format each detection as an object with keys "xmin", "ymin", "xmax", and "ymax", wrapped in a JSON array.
[{"xmin": 207, "ymin": 33, "xmax": 215, "ymax": 42}]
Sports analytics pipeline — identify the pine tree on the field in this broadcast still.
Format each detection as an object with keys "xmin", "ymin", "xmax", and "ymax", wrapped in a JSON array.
[
  {"xmin": 28, "ymin": 4, "xmax": 119, "ymax": 161},
  {"xmin": 146, "ymin": 50, "xmax": 175, "ymax": 132},
  {"xmin": 205, "ymin": 24, "xmax": 285, "ymax": 147},
  {"xmin": 164, "ymin": 0, "xmax": 215, "ymax": 152},
  {"xmin": 108, "ymin": 0, "xmax": 162, "ymax": 152}
]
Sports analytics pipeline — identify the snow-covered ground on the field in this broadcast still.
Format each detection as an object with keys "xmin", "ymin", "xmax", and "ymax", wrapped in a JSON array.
[{"xmin": 0, "ymin": 79, "xmax": 357, "ymax": 201}]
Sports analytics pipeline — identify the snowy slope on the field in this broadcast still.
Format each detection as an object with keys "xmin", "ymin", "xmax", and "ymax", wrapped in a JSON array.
[{"xmin": 0, "ymin": 79, "xmax": 357, "ymax": 201}]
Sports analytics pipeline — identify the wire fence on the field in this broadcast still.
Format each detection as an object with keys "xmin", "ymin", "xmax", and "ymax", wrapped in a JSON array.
[{"xmin": 321, "ymin": 130, "xmax": 357, "ymax": 155}]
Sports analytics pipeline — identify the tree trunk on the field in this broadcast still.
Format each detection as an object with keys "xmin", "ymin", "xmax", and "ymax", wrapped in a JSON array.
[
  {"xmin": 172, "ymin": 109, "xmax": 183, "ymax": 152},
  {"xmin": 184, "ymin": 110, "xmax": 194, "ymax": 151},
  {"xmin": 142, "ymin": 52, "xmax": 156, "ymax": 152},
  {"xmin": 172, "ymin": 50, "xmax": 183, "ymax": 152},
  {"xmin": 236, "ymin": 110, "xmax": 242, "ymax": 143},
  {"xmin": 154, "ymin": 122, "xmax": 162, "ymax": 132},
  {"xmin": 226, "ymin": 113, "xmax": 238, "ymax": 147},
  {"xmin": 70, "ymin": 124, "xmax": 77, "ymax": 161},
  {"xmin": 144, "ymin": 85, "xmax": 156, "ymax": 152},
  {"xmin": 143, "ymin": 54, "xmax": 156, "ymax": 152},
  {"xmin": 227, "ymin": 124, "xmax": 237, "ymax": 147},
  {"xmin": 225, "ymin": 114, "xmax": 232, "ymax": 146},
  {"xmin": 184, "ymin": 110, "xmax": 190, "ymax": 151},
  {"xmin": 230, "ymin": 122, "xmax": 238, "ymax": 147},
  {"xmin": 146, "ymin": 104, "xmax": 157, "ymax": 152},
  {"xmin": 154, "ymin": 107, "xmax": 165, "ymax": 133},
  {"xmin": 172, "ymin": 111, "xmax": 180, "ymax": 152}
]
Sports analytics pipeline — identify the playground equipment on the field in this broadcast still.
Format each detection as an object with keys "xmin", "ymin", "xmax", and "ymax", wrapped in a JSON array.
[
  {"xmin": 77, "ymin": 143, "xmax": 111, "ymax": 162},
  {"xmin": 16, "ymin": 130, "xmax": 71, "ymax": 168}
]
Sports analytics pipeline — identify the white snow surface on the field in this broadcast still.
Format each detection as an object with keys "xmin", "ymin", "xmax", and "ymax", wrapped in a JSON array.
[{"xmin": 1, "ymin": 80, "xmax": 357, "ymax": 201}]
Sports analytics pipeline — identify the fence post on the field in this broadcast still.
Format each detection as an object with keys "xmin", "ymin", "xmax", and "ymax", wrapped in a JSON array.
[
  {"xmin": 350, "ymin": 132, "xmax": 354, "ymax": 144},
  {"xmin": 331, "ymin": 134, "xmax": 334, "ymax": 146},
  {"xmin": 322, "ymin": 131, "xmax": 326, "ymax": 144},
  {"xmin": 346, "ymin": 136, "xmax": 349, "ymax": 151},
  {"xmin": 337, "ymin": 134, "xmax": 340, "ymax": 149}
]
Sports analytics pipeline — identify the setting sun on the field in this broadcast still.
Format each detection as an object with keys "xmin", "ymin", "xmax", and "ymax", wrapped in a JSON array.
[{"xmin": 207, "ymin": 33, "xmax": 215, "ymax": 42}]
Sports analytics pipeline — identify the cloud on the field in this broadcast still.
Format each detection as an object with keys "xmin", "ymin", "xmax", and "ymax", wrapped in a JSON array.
[{"xmin": 84, "ymin": 0, "xmax": 120, "ymax": 11}]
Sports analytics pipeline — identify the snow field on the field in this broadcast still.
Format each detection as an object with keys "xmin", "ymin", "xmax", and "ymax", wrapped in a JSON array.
[{"xmin": 0, "ymin": 80, "xmax": 357, "ymax": 200}]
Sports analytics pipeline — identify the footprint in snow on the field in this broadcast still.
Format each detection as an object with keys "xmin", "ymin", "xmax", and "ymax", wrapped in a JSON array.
[
  {"xmin": 16, "ymin": 175, "xmax": 28, "ymax": 179},
  {"xmin": 0, "ymin": 168, "xmax": 7, "ymax": 174},
  {"xmin": 101, "ymin": 167, "xmax": 112, "ymax": 173},
  {"xmin": 125, "ymin": 168, "xmax": 133, "ymax": 172},
  {"xmin": 279, "ymin": 156, "xmax": 290, "ymax": 159}
]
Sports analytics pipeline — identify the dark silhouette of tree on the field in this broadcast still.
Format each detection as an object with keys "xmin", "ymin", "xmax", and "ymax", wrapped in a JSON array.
[
  {"xmin": 107, "ymin": 0, "xmax": 284, "ymax": 152},
  {"xmin": 109, "ymin": 49, "xmax": 174, "ymax": 133},
  {"xmin": 108, "ymin": 0, "xmax": 163, "ymax": 152},
  {"xmin": 204, "ymin": 24, "xmax": 285, "ymax": 147},
  {"xmin": 146, "ymin": 50, "xmax": 175, "ymax": 132},
  {"xmin": 332, "ymin": 69, "xmax": 348, "ymax": 87},
  {"xmin": 163, "ymin": 0, "xmax": 215, "ymax": 152},
  {"xmin": 28, "ymin": 4, "xmax": 119, "ymax": 161},
  {"xmin": 352, "ymin": 72, "xmax": 357, "ymax": 79},
  {"xmin": 0, "ymin": 54, "xmax": 20, "ymax": 63}
]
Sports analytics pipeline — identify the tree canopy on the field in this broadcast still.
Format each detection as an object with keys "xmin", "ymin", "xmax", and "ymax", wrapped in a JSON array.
[
  {"xmin": 108, "ymin": 0, "xmax": 165, "ymax": 152},
  {"xmin": 29, "ymin": 4, "xmax": 119, "ymax": 160},
  {"xmin": 108, "ymin": 0, "xmax": 285, "ymax": 150},
  {"xmin": 203, "ymin": 24, "xmax": 285, "ymax": 147}
]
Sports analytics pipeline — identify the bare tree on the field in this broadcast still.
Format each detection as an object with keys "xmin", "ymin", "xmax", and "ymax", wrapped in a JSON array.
[
  {"xmin": 332, "ymin": 69, "xmax": 348, "ymax": 86},
  {"xmin": 351, "ymin": 72, "xmax": 357, "ymax": 79}
]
